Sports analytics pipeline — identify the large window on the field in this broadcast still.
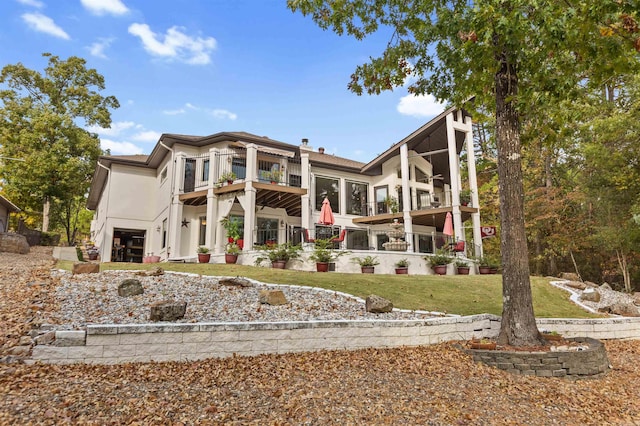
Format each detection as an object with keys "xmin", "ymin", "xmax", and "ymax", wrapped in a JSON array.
[
  {"xmin": 202, "ymin": 159, "xmax": 210, "ymax": 181},
  {"xmin": 346, "ymin": 181, "xmax": 368, "ymax": 215},
  {"xmin": 198, "ymin": 216, "xmax": 206, "ymax": 246},
  {"xmin": 375, "ymin": 186, "xmax": 388, "ymax": 214},
  {"xmin": 232, "ymin": 157, "xmax": 247, "ymax": 180},
  {"xmin": 257, "ymin": 217, "xmax": 278, "ymax": 245},
  {"xmin": 161, "ymin": 219, "xmax": 167, "ymax": 249},
  {"xmin": 346, "ymin": 228, "xmax": 369, "ymax": 250},
  {"xmin": 415, "ymin": 167, "xmax": 429, "ymax": 183},
  {"xmin": 315, "ymin": 176, "xmax": 340, "ymax": 212}
]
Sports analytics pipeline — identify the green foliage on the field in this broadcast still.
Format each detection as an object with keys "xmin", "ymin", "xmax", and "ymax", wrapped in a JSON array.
[
  {"xmin": 197, "ymin": 246, "xmax": 210, "ymax": 254},
  {"xmin": 395, "ymin": 258, "xmax": 409, "ymax": 268},
  {"xmin": 75, "ymin": 246, "xmax": 84, "ymax": 262},
  {"xmin": 351, "ymin": 255, "xmax": 380, "ymax": 267},
  {"xmin": 220, "ymin": 217, "xmax": 242, "ymax": 241},
  {"xmin": 255, "ymin": 243, "xmax": 302, "ymax": 265},
  {"xmin": 225, "ymin": 243, "xmax": 241, "ymax": 255},
  {"xmin": 425, "ymin": 249, "xmax": 453, "ymax": 267},
  {"xmin": 308, "ymin": 238, "xmax": 348, "ymax": 263}
]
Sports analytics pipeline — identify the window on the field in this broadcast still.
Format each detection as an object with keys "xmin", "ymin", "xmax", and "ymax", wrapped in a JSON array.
[
  {"xmin": 346, "ymin": 228, "xmax": 369, "ymax": 250},
  {"xmin": 160, "ymin": 166, "xmax": 168, "ymax": 182},
  {"xmin": 161, "ymin": 219, "xmax": 167, "ymax": 249},
  {"xmin": 289, "ymin": 174, "xmax": 302, "ymax": 187},
  {"xmin": 202, "ymin": 159, "xmax": 210, "ymax": 181},
  {"xmin": 232, "ymin": 157, "xmax": 247, "ymax": 180},
  {"xmin": 198, "ymin": 216, "xmax": 206, "ymax": 246},
  {"xmin": 315, "ymin": 176, "xmax": 340, "ymax": 212},
  {"xmin": 346, "ymin": 181, "xmax": 368, "ymax": 215},
  {"xmin": 257, "ymin": 217, "xmax": 278, "ymax": 245},
  {"xmin": 184, "ymin": 159, "xmax": 196, "ymax": 192},
  {"xmin": 415, "ymin": 167, "xmax": 429, "ymax": 183},
  {"xmin": 375, "ymin": 186, "xmax": 388, "ymax": 214}
]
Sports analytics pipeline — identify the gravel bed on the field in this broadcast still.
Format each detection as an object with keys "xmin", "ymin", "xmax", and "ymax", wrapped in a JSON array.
[{"xmin": 46, "ymin": 270, "xmax": 441, "ymax": 329}]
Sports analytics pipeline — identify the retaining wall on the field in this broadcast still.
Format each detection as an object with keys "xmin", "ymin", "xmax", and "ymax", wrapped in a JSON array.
[{"xmin": 29, "ymin": 316, "xmax": 640, "ymax": 365}]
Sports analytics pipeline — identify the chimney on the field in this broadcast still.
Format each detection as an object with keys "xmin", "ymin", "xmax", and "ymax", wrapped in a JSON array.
[
  {"xmin": 318, "ymin": 147, "xmax": 325, "ymax": 154},
  {"xmin": 299, "ymin": 138, "xmax": 313, "ymax": 152}
]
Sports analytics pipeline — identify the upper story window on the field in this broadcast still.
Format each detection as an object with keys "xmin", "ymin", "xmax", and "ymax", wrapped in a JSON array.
[
  {"xmin": 160, "ymin": 166, "xmax": 168, "ymax": 183},
  {"xmin": 202, "ymin": 159, "xmax": 210, "ymax": 181},
  {"xmin": 315, "ymin": 176, "xmax": 340, "ymax": 212},
  {"xmin": 346, "ymin": 180, "xmax": 368, "ymax": 215},
  {"xmin": 415, "ymin": 167, "xmax": 429, "ymax": 183}
]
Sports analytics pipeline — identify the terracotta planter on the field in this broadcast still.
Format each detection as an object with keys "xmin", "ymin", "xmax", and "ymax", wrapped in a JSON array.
[
  {"xmin": 490, "ymin": 267, "xmax": 499, "ymax": 274},
  {"xmin": 198, "ymin": 253, "xmax": 211, "ymax": 263},
  {"xmin": 432, "ymin": 265, "xmax": 447, "ymax": 275},
  {"xmin": 479, "ymin": 266, "xmax": 491, "ymax": 274},
  {"xmin": 88, "ymin": 253, "xmax": 98, "ymax": 261},
  {"xmin": 144, "ymin": 255, "xmax": 160, "ymax": 263},
  {"xmin": 361, "ymin": 266, "xmax": 375, "ymax": 274},
  {"xmin": 395, "ymin": 267, "xmax": 408, "ymax": 275},
  {"xmin": 271, "ymin": 260, "xmax": 286, "ymax": 269},
  {"xmin": 225, "ymin": 253, "xmax": 238, "ymax": 264},
  {"xmin": 457, "ymin": 267, "xmax": 470, "ymax": 275},
  {"xmin": 226, "ymin": 180, "xmax": 233, "ymax": 185},
  {"xmin": 316, "ymin": 262, "xmax": 329, "ymax": 272}
]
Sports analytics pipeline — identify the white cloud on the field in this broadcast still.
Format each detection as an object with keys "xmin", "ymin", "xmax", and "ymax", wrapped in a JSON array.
[
  {"xmin": 211, "ymin": 109, "xmax": 237, "ymax": 120},
  {"xmin": 88, "ymin": 37, "xmax": 114, "ymax": 59},
  {"xmin": 87, "ymin": 121, "xmax": 135, "ymax": 137},
  {"xmin": 128, "ymin": 23, "xmax": 216, "ymax": 65},
  {"xmin": 16, "ymin": 0, "xmax": 44, "ymax": 8},
  {"xmin": 101, "ymin": 139, "xmax": 143, "ymax": 155},
  {"xmin": 21, "ymin": 12, "xmax": 70, "ymax": 40},
  {"xmin": 80, "ymin": 0, "xmax": 129, "ymax": 16},
  {"xmin": 131, "ymin": 131, "xmax": 161, "ymax": 142},
  {"xmin": 163, "ymin": 108, "xmax": 185, "ymax": 115},
  {"xmin": 397, "ymin": 94, "xmax": 445, "ymax": 118}
]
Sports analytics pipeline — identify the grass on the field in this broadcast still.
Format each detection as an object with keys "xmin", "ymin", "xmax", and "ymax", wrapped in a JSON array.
[{"xmin": 55, "ymin": 260, "xmax": 598, "ymax": 318}]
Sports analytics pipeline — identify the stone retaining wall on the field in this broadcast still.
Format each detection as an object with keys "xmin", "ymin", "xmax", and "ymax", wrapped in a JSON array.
[
  {"xmin": 29, "ymin": 316, "xmax": 640, "ymax": 366},
  {"xmin": 464, "ymin": 337, "xmax": 610, "ymax": 378}
]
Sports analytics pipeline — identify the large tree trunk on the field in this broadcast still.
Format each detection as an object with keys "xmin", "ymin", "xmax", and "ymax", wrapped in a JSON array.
[
  {"xmin": 42, "ymin": 197, "xmax": 50, "ymax": 232},
  {"xmin": 494, "ymin": 51, "xmax": 545, "ymax": 346}
]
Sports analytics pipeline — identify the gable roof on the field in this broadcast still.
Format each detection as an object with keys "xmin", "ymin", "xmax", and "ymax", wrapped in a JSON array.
[{"xmin": 0, "ymin": 195, "xmax": 20, "ymax": 213}]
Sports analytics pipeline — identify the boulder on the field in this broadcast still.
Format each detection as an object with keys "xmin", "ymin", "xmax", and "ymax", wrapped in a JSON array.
[
  {"xmin": 566, "ymin": 281, "xmax": 587, "ymax": 290},
  {"xmin": 559, "ymin": 272, "xmax": 579, "ymax": 281},
  {"xmin": 579, "ymin": 288, "xmax": 601, "ymax": 303},
  {"xmin": 34, "ymin": 331, "xmax": 55, "ymax": 346},
  {"xmin": 220, "ymin": 277, "xmax": 253, "ymax": 288},
  {"xmin": 633, "ymin": 292, "xmax": 640, "ymax": 306},
  {"xmin": 118, "ymin": 279, "xmax": 144, "ymax": 297},
  {"xmin": 610, "ymin": 302, "xmax": 640, "ymax": 317},
  {"xmin": 136, "ymin": 267, "xmax": 164, "ymax": 277},
  {"xmin": 584, "ymin": 281, "xmax": 599, "ymax": 288},
  {"xmin": 72, "ymin": 262, "xmax": 99, "ymax": 275},
  {"xmin": 600, "ymin": 282, "xmax": 612, "ymax": 291},
  {"xmin": 0, "ymin": 233, "xmax": 29, "ymax": 254},
  {"xmin": 149, "ymin": 300, "xmax": 187, "ymax": 321},
  {"xmin": 258, "ymin": 289, "xmax": 288, "ymax": 306},
  {"xmin": 365, "ymin": 295, "xmax": 393, "ymax": 313}
]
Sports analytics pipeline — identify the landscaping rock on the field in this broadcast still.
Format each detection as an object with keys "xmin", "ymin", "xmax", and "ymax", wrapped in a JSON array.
[
  {"xmin": 600, "ymin": 283, "xmax": 612, "ymax": 291},
  {"xmin": 220, "ymin": 277, "xmax": 253, "ymax": 288},
  {"xmin": 34, "ymin": 331, "xmax": 55, "ymax": 345},
  {"xmin": 584, "ymin": 281, "xmax": 599, "ymax": 288},
  {"xmin": 559, "ymin": 272, "xmax": 579, "ymax": 281},
  {"xmin": 18, "ymin": 336, "xmax": 32, "ymax": 346},
  {"xmin": 136, "ymin": 267, "xmax": 164, "ymax": 277},
  {"xmin": 598, "ymin": 301, "xmax": 640, "ymax": 317},
  {"xmin": 366, "ymin": 295, "xmax": 393, "ymax": 313},
  {"xmin": 149, "ymin": 300, "xmax": 187, "ymax": 321},
  {"xmin": 566, "ymin": 281, "xmax": 587, "ymax": 290},
  {"xmin": 258, "ymin": 289, "xmax": 288, "ymax": 306},
  {"xmin": 118, "ymin": 279, "xmax": 144, "ymax": 297},
  {"xmin": 580, "ymin": 288, "xmax": 601, "ymax": 303},
  {"xmin": 72, "ymin": 262, "xmax": 99, "ymax": 275},
  {"xmin": 633, "ymin": 293, "xmax": 640, "ymax": 306},
  {"xmin": 0, "ymin": 233, "xmax": 29, "ymax": 254},
  {"xmin": 8, "ymin": 346, "xmax": 30, "ymax": 356}
]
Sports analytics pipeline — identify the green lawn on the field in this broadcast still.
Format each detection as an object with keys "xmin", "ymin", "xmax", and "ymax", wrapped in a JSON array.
[{"xmin": 56, "ymin": 260, "xmax": 598, "ymax": 318}]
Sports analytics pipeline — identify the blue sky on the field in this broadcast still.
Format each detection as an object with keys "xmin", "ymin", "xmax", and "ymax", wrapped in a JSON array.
[{"xmin": 1, "ymin": 0, "xmax": 445, "ymax": 162}]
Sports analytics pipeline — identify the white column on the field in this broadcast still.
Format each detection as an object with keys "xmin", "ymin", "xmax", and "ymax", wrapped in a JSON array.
[
  {"xmin": 242, "ymin": 144, "xmax": 258, "ymax": 250},
  {"xmin": 300, "ymin": 153, "xmax": 311, "ymax": 230},
  {"xmin": 465, "ymin": 115, "xmax": 483, "ymax": 257},
  {"xmin": 206, "ymin": 148, "xmax": 219, "ymax": 251},
  {"xmin": 168, "ymin": 154, "xmax": 185, "ymax": 258},
  {"xmin": 400, "ymin": 143, "xmax": 414, "ymax": 252},
  {"xmin": 446, "ymin": 112, "xmax": 463, "ymax": 242}
]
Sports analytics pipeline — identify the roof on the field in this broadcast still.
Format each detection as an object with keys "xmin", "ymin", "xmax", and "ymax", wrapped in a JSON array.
[
  {"xmin": 0, "ymin": 195, "xmax": 20, "ymax": 213},
  {"xmin": 308, "ymin": 151, "xmax": 365, "ymax": 172}
]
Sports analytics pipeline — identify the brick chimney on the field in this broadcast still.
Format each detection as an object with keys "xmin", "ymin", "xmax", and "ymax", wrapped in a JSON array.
[
  {"xmin": 299, "ymin": 138, "xmax": 313, "ymax": 152},
  {"xmin": 318, "ymin": 147, "xmax": 325, "ymax": 154}
]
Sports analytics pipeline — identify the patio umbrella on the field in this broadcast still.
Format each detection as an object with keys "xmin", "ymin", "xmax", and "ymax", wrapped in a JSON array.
[
  {"xmin": 319, "ymin": 197, "xmax": 335, "ymax": 225},
  {"xmin": 443, "ymin": 211, "xmax": 454, "ymax": 237}
]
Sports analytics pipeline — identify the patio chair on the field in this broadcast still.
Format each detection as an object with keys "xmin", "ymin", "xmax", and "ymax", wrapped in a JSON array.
[
  {"xmin": 330, "ymin": 229, "xmax": 347, "ymax": 248},
  {"xmin": 303, "ymin": 228, "xmax": 315, "ymax": 243}
]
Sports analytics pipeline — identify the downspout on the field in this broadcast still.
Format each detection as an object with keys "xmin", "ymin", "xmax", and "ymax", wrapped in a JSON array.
[
  {"xmin": 96, "ymin": 161, "xmax": 111, "ymax": 261},
  {"xmin": 159, "ymin": 140, "xmax": 175, "ymax": 259}
]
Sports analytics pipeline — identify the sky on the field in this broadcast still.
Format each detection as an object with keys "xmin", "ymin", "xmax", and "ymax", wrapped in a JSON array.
[{"xmin": 0, "ymin": 0, "xmax": 445, "ymax": 162}]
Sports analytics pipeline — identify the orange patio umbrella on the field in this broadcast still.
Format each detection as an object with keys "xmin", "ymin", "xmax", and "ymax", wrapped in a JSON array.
[
  {"xmin": 319, "ymin": 197, "xmax": 335, "ymax": 225},
  {"xmin": 443, "ymin": 211, "xmax": 454, "ymax": 237}
]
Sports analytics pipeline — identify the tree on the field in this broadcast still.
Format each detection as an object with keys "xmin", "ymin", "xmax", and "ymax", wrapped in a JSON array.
[
  {"xmin": 0, "ymin": 53, "xmax": 118, "ymax": 236},
  {"xmin": 288, "ymin": 0, "xmax": 640, "ymax": 345}
]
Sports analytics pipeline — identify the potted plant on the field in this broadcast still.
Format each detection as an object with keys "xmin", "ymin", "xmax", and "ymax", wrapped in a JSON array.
[
  {"xmin": 455, "ymin": 259, "xmax": 470, "ymax": 275},
  {"xmin": 425, "ymin": 249, "xmax": 452, "ymax": 275},
  {"xmin": 218, "ymin": 171, "xmax": 237, "ymax": 185},
  {"xmin": 224, "ymin": 243, "xmax": 240, "ymax": 264},
  {"xmin": 459, "ymin": 189, "xmax": 472, "ymax": 206},
  {"xmin": 265, "ymin": 170, "xmax": 283, "ymax": 184},
  {"xmin": 308, "ymin": 238, "xmax": 348, "ymax": 272},
  {"xmin": 394, "ymin": 258, "xmax": 409, "ymax": 274},
  {"xmin": 477, "ymin": 256, "xmax": 492, "ymax": 274},
  {"xmin": 255, "ymin": 243, "xmax": 302, "ymax": 269},
  {"xmin": 86, "ymin": 246, "xmax": 99, "ymax": 261},
  {"xmin": 197, "ymin": 246, "xmax": 211, "ymax": 263},
  {"xmin": 352, "ymin": 255, "xmax": 380, "ymax": 273},
  {"xmin": 221, "ymin": 217, "xmax": 243, "ymax": 248}
]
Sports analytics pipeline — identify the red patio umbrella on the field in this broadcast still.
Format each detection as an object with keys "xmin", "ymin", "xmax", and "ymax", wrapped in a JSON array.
[
  {"xmin": 443, "ymin": 211, "xmax": 454, "ymax": 237},
  {"xmin": 319, "ymin": 197, "xmax": 335, "ymax": 225}
]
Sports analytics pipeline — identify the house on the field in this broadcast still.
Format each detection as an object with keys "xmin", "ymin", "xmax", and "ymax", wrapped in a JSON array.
[
  {"xmin": 0, "ymin": 195, "xmax": 20, "ymax": 233},
  {"xmin": 87, "ymin": 105, "xmax": 483, "ymax": 264}
]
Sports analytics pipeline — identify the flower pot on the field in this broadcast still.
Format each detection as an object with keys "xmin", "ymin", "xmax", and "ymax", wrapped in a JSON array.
[
  {"xmin": 198, "ymin": 253, "xmax": 211, "ymax": 263},
  {"xmin": 457, "ymin": 266, "xmax": 470, "ymax": 275},
  {"xmin": 227, "ymin": 180, "xmax": 233, "ymax": 185},
  {"xmin": 361, "ymin": 266, "xmax": 375, "ymax": 274},
  {"xmin": 489, "ymin": 267, "xmax": 499, "ymax": 274},
  {"xmin": 395, "ymin": 267, "xmax": 408, "ymax": 275},
  {"xmin": 225, "ymin": 253, "xmax": 238, "ymax": 264},
  {"xmin": 271, "ymin": 260, "xmax": 286, "ymax": 269},
  {"xmin": 479, "ymin": 266, "xmax": 491, "ymax": 274},
  {"xmin": 144, "ymin": 255, "xmax": 160, "ymax": 263},
  {"xmin": 432, "ymin": 265, "xmax": 447, "ymax": 275},
  {"xmin": 316, "ymin": 262, "xmax": 329, "ymax": 272}
]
